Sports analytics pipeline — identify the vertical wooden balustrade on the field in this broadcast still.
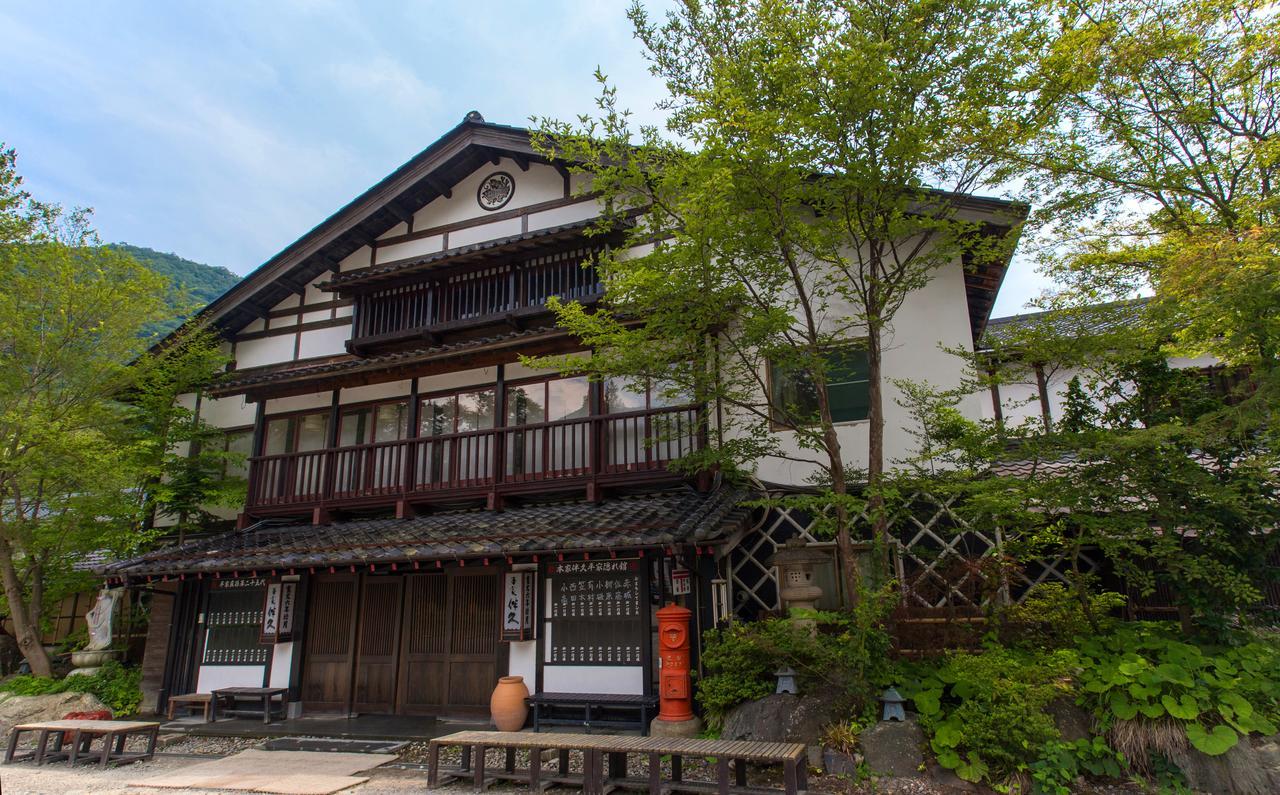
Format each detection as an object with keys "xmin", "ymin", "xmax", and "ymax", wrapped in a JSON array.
[{"xmin": 245, "ymin": 405, "xmax": 701, "ymax": 514}]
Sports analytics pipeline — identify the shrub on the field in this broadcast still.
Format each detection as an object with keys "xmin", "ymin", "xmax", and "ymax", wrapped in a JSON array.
[
  {"xmin": 697, "ymin": 608, "xmax": 893, "ymax": 730},
  {"xmin": 0, "ymin": 660, "xmax": 143, "ymax": 715},
  {"xmin": 994, "ymin": 583, "xmax": 1127, "ymax": 650},
  {"xmin": 901, "ymin": 646, "xmax": 1076, "ymax": 783}
]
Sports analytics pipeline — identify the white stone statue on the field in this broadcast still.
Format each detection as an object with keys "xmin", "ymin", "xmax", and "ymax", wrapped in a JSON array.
[{"xmin": 84, "ymin": 587, "xmax": 123, "ymax": 651}]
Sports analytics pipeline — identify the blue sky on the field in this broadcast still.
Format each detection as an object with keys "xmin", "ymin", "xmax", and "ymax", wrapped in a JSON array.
[{"xmin": 0, "ymin": 0, "xmax": 1047, "ymax": 315}]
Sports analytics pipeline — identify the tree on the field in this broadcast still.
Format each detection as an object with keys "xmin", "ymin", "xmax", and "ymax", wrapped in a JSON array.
[
  {"xmin": 1016, "ymin": 0, "xmax": 1278, "ymax": 393},
  {"xmin": 529, "ymin": 0, "xmax": 1044, "ymax": 600},
  {"xmin": 0, "ymin": 146, "xmax": 234, "ymax": 674}
]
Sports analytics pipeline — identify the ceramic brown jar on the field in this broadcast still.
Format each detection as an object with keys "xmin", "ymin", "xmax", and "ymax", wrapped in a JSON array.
[{"xmin": 490, "ymin": 675, "xmax": 530, "ymax": 731}]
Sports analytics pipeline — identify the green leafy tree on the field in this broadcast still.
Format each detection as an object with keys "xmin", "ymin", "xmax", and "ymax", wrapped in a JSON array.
[
  {"xmin": 529, "ymin": 0, "xmax": 1043, "ymax": 598},
  {"xmin": 0, "ymin": 146, "xmax": 235, "ymax": 675}
]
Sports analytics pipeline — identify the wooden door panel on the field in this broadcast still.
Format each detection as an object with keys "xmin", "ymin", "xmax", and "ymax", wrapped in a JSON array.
[
  {"xmin": 445, "ymin": 572, "xmax": 500, "ymax": 709},
  {"xmin": 353, "ymin": 577, "xmax": 403, "ymax": 713},
  {"xmin": 301, "ymin": 575, "xmax": 358, "ymax": 712},
  {"xmin": 396, "ymin": 574, "xmax": 449, "ymax": 713}
]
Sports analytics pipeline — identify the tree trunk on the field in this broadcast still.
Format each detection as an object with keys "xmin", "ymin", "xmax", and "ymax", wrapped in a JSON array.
[
  {"xmin": 866, "ymin": 322, "xmax": 891, "ymax": 580},
  {"xmin": 813, "ymin": 357, "xmax": 862, "ymax": 607},
  {"xmin": 0, "ymin": 540, "xmax": 52, "ymax": 677}
]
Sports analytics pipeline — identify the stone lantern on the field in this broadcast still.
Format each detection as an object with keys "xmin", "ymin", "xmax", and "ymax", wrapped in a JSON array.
[{"xmin": 768, "ymin": 537, "xmax": 827, "ymax": 630}]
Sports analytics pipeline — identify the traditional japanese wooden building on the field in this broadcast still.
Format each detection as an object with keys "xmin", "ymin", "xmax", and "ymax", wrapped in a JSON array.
[{"xmin": 103, "ymin": 112, "xmax": 1025, "ymax": 719}]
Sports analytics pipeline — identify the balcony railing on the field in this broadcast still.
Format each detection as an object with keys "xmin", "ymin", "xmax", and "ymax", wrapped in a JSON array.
[
  {"xmin": 352, "ymin": 248, "xmax": 602, "ymax": 347},
  {"xmin": 246, "ymin": 405, "xmax": 700, "ymax": 511}
]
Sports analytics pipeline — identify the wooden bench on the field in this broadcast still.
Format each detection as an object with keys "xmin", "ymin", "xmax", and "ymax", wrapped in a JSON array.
[
  {"xmin": 527, "ymin": 692, "xmax": 659, "ymax": 734},
  {"xmin": 211, "ymin": 686, "xmax": 288, "ymax": 725},
  {"xmin": 4, "ymin": 719, "xmax": 160, "ymax": 767},
  {"xmin": 428, "ymin": 730, "xmax": 808, "ymax": 795},
  {"xmin": 166, "ymin": 693, "xmax": 213, "ymax": 722}
]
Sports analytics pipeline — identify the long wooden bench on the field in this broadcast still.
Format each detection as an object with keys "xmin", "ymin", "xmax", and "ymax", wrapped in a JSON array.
[
  {"xmin": 527, "ymin": 692, "xmax": 659, "ymax": 734},
  {"xmin": 427, "ymin": 730, "xmax": 808, "ymax": 795}
]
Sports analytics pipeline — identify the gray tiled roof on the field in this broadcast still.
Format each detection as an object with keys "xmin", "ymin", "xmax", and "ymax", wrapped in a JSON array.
[
  {"xmin": 210, "ymin": 326, "xmax": 566, "ymax": 394},
  {"xmin": 100, "ymin": 486, "xmax": 751, "ymax": 580},
  {"xmin": 982, "ymin": 298, "xmax": 1149, "ymax": 350}
]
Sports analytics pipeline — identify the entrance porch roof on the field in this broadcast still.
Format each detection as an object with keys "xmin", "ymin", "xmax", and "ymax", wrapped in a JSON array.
[{"xmin": 101, "ymin": 486, "xmax": 751, "ymax": 582}]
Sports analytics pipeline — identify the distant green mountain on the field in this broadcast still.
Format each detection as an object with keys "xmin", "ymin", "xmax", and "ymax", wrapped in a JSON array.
[{"xmin": 109, "ymin": 244, "xmax": 241, "ymax": 334}]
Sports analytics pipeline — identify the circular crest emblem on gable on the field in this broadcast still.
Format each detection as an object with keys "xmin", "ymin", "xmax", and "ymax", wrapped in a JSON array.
[{"xmin": 477, "ymin": 171, "xmax": 515, "ymax": 211}]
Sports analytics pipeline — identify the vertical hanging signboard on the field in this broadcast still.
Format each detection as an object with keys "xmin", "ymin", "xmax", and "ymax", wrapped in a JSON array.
[
  {"xmin": 501, "ymin": 571, "xmax": 536, "ymax": 641},
  {"xmin": 277, "ymin": 582, "xmax": 297, "ymax": 643},
  {"xmin": 260, "ymin": 582, "xmax": 282, "ymax": 644}
]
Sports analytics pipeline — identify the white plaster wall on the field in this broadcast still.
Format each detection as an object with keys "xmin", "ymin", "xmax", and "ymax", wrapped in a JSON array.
[
  {"xmin": 375, "ymin": 235, "xmax": 444, "ymax": 265},
  {"xmin": 412, "ymin": 160, "xmax": 566, "ymax": 231},
  {"xmin": 242, "ymin": 318, "xmax": 266, "ymax": 334},
  {"xmin": 265, "ymin": 393, "xmax": 332, "ymax": 414},
  {"xmin": 237, "ymin": 336, "xmax": 295, "ymax": 369},
  {"xmin": 269, "ymin": 315, "xmax": 298, "ymax": 329},
  {"xmin": 340, "ymin": 246, "xmax": 372, "ymax": 272},
  {"xmin": 450, "ymin": 217, "xmax": 523, "ymax": 249},
  {"xmin": 200, "ymin": 395, "xmax": 256, "ymax": 430},
  {"xmin": 340, "ymin": 380, "xmax": 413, "ymax": 404},
  {"xmin": 197, "ymin": 664, "xmax": 265, "ymax": 692},
  {"xmin": 304, "ymin": 282, "xmax": 328, "ymax": 305},
  {"xmin": 750, "ymin": 256, "xmax": 981, "ymax": 485},
  {"xmin": 297, "ymin": 325, "xmax": 351, "ymax": 360},
  {"xmin": 269, "ymin": 643, "xmax": 294, "ymax": 689},
  {"xmin": 541, "ymin": 665, "xmax": 644, "ymax": 695},
  {"xmin": 273, "ymin": 294, "xmax": 300, "ymax": 311},
  {"xmin": 527, "ymin": 199, "xmax": 601, "ymax": 232},
  {"xmin": 378, "ymin": 222, "xmax": 408, "ymax": 241},
  {"xmin": 302, "ymin": 309, "xmax": 332, "ymax": 324},
  {"xmin": 418, "ymin": 367, "xmax": 499, "ymax": 395}
]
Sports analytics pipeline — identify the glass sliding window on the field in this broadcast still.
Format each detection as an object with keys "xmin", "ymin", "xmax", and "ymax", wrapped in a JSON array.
[
  {"xmin": 506, "ymin": 376, "xmax": 590, "ymax": 478},
  {"xmin": 260, "ymin": 410, "xmax": 330, "ymax": 501},
  {"xmin": 417, "ymin": 389, "xmax": 495, "ymax": 486},
  {"xmin": 604, "ymin": 377, "xmax": 695, "ymax": 468},
  {"xmin": 336, "ymin": 401, "xmax": 409, "ymax": 494}
]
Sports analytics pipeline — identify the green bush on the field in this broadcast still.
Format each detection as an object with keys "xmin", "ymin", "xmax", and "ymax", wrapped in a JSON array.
[
  {"xmin": 0, "ymin": 660, "xmax": 143, "ymax": 715},
  {"xmin": 1073, "ymin": 623, "xmax": 1280, "ymax": 757},
  {"xmin": 902, "ymin": 646, "xmax": 1076, "ymax": 783},
  {"xmin": 994, "ymin": 583, "xmax": 1127, "ymax": 650},
  {"xmin": 1029, "ymin": 737, "xmax": 1125, "ymax": 795},
  {"xmin": 697, "ymin": 609, "xmax": 893, "ymax": 730}
]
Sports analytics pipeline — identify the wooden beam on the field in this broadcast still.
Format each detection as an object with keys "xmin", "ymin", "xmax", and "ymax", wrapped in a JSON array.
[
  {"xmin": 385, "ymin": 202, "xmax": 414, "ymax": 225},
  {"xmin": 423, "ymin": 176, "xmax": 452, "ymax": 200},
  {"xmin": 512, "ymin": 153, "xmax": 531, "ymax": 172}
]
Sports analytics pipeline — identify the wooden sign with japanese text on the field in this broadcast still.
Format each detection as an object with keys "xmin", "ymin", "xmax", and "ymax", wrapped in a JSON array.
[{"xmin": 546, "ymin": 558, "xmax": 645, "ymax": 666}]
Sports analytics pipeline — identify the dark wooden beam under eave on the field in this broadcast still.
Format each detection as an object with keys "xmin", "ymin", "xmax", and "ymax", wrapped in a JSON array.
[{"xmin": 423, "ymin": 177, "xmax": 452, "ymax": 200}]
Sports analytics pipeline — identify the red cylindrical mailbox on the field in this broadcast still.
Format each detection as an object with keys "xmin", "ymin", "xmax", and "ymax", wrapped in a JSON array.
[{"xmin": 655, "ymin": 603, "xmax": 695, "ymax": 723}]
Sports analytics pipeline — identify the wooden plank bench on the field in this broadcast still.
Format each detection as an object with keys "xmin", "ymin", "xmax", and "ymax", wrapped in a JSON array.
[
  {"xmin": 427, "ymin": 730, "xmax": 808, "ymax": 795},
  {"xmin": 166, "ymin": 693, "xmax": 213, "ymax": 722},
  {"xmin": 211, "ymin": 686, "xmax": 288, "ymax": 725},
  {"xmin": 4, "ymin": 719, "xmax": 160, "ymax": 767},
  {"xmin": 527, "ymin": 692, "xmax": 659, "ymax": 734}
]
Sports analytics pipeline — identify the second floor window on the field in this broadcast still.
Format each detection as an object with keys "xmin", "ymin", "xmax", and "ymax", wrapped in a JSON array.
[
  {"xmin": 223, "ymin": 429, "xmax": 253, "ymax": 479},
  {"xmin": 264, "ymin": 411, "xmax": 328, "ymax": 455},
  {"xmin": 770, "ymin": 345, "xmax": 871, "ymax": 426},
  {"xmin": 340, "ymin": 401, "xmax": 409, "ymax": 445}
]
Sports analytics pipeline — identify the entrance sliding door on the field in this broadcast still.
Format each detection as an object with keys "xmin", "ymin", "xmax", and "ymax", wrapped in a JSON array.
[{"xmin": 397, "ymin": 570, "xmax": 500, "ymax": 714}]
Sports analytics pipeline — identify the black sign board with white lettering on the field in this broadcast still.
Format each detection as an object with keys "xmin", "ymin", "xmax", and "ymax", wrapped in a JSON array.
[{"xmin": 546, "ymin": 559, "xmax": 645, "ymax": 666}]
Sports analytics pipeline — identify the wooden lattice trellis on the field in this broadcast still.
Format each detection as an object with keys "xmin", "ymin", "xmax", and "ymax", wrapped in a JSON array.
[{"xmin": 725, "ymin": 488, "xmax": 1099, "ymax": 618}]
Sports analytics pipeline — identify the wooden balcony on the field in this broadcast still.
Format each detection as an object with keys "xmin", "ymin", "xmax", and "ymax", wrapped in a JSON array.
[
  {"xmin": 351, "ymin": 248, "xmax": 601, "ymax": 352},
  {"xmin": 246, "ymin": 405, "xmax": 700, "ymax": 515}
]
